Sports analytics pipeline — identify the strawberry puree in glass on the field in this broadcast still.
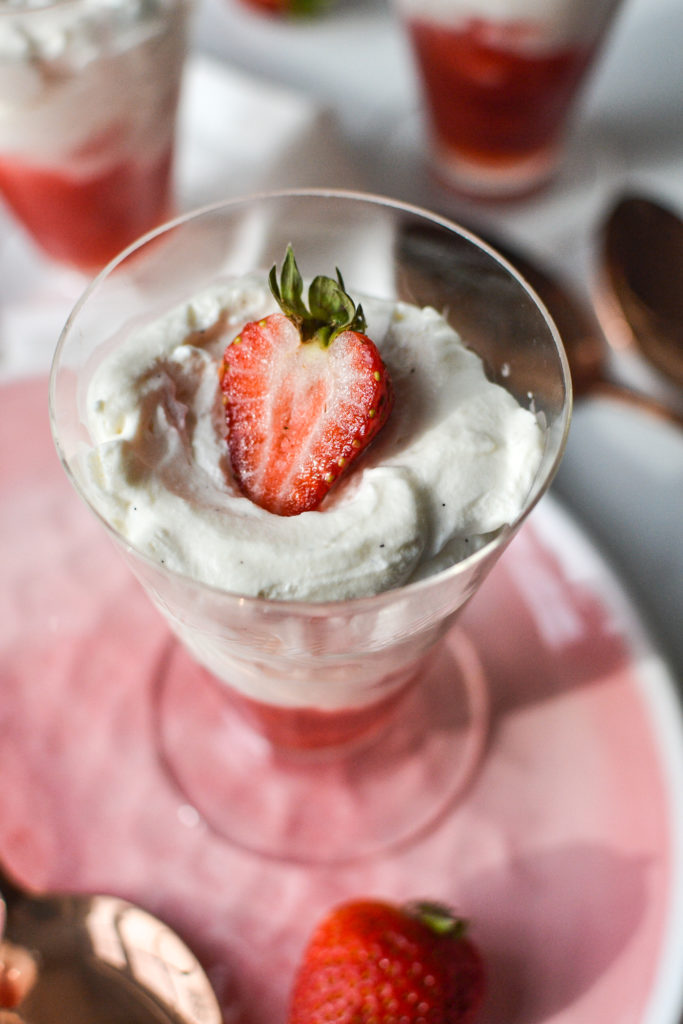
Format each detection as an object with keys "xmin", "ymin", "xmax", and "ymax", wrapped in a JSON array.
[
  {"xmin": 221, "ymin": 673, "xmax": 415, "ymax": 749},
  {"xmin": 395, "ymin": 0, "xmax": 623, "ymax": 197},
  {"xmin": 409, "ymin": 20, "xmax": 595, "ymax": 183},
  {"xmin": 0, "ymin": 143, "xmax": 174, "ymax": 272}
]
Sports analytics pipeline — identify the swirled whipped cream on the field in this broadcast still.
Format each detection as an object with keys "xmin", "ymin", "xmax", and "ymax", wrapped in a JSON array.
[{"xmin": 81, "ymin": 276, "xmax": 544, "ymax": 602}]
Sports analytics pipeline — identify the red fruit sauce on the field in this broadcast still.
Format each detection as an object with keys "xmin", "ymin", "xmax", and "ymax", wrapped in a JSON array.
[
  {"xmin": 237, "ymin": 0, "xmax": 286, "ymax": 13},
  {"xmin": 408, "ymin": 17, "xmax": 597, "ymax": 184},
  {"xmin": 0, "ymin": 141, "xmax": 174, "ymax": 272},
  {"xmin": 222, "ymin": 679, "xmax": 414, "ymax": 751}
]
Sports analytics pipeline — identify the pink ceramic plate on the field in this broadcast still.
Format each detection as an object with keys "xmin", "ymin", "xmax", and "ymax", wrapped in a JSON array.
[{"xmin": 1, "ymin": 376, "xmax": 682, "ymax": 1024}]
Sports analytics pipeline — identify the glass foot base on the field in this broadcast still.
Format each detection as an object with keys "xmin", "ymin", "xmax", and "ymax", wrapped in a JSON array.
[{"xmin": 152, "ymin": 628, "xmax": 490, "ymax": 864}]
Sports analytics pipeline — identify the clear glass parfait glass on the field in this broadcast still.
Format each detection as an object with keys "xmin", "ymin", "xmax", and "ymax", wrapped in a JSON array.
[{"xmin": 49, "ymin": 190, "xmax": 572, "ymax": 863}]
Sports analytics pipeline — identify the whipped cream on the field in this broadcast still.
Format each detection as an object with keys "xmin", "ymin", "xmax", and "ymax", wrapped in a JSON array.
[
  {"xmin": 393, "ymin": 0, "xmax": 622, "ymax": 48},
  {"xmin": 79, "ymin": 276, "xmax": 545, "ymax": 604},
  {"xmin": 0, "ymin": 0, "xmax": 189, "ymax": 164}
]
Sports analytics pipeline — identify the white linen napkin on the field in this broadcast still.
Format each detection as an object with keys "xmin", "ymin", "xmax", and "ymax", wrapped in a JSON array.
[{"xmin": 178, "ymin": 54, "xmax": 363, "ymax": 209}]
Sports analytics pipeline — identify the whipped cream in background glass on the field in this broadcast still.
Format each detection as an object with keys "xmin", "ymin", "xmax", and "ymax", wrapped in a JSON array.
[
  {"xmin": 392, "ymin": 0, "xmax": 624, "ymax": 197},
  {"xmin": 0, "ymin": 0, "xmax": 192, "ymax": 270}
]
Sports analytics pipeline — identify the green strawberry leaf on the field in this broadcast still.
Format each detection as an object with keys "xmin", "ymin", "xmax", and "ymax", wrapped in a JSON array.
[
  {"xmin": 270, "ymin": 245, "xmax": 367, "ymax": 347},
  {"xmin": 405, "ymin": 900, "xmax": 469, "ymax": 938},
  {"xmin": 269, "ymin": 245, "xmax": 308, "ymax": 321}
]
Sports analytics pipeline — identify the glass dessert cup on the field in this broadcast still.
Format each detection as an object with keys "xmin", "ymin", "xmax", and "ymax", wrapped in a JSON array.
[
  {"xmin": 392, "ymin": 0, "xmax": 624, "ymax": 200},
  {"xmin": 0, "ymin": 0, "xmax": 192, "ymax": 273},
  {"xmin": 49, "ymin": 190, "xmax": 572, "ymax": 863}
]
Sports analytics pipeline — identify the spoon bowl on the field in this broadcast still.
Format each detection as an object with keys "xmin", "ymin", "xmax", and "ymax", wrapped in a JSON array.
[
  {"xmin": 475, "ymin": 226, "xmax": 683, "ymax": 427},
  {"xmin": 0, "ymin": 866, "xmax": 221, "ymax": 1024},
  {"xmin": 599, "ymin": 194, "xmax": 683, "ymax": 389}
]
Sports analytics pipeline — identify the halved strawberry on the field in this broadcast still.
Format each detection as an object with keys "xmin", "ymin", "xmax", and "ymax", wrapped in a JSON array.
[{"xmin": 219, "ymin": 246, "xmax": 394, "ymax": 517}]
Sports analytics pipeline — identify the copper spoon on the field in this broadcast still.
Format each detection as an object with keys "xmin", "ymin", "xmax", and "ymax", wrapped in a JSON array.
[
  {"xmin": 477, "ymin": 228, "xmax": 683, "ymax": 427},
  {"xmin": 0, "ymin": 864, "xmax": 222, "ymax": 1024},
  {"xmin": 598, "ymin": 193, "xmax": 683, "ymax": 390}
]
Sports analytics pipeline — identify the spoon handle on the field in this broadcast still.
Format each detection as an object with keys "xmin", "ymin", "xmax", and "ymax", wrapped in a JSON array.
[{"xmin": 590, "ymin": 379, "xmax": 683, "ymax": 429}]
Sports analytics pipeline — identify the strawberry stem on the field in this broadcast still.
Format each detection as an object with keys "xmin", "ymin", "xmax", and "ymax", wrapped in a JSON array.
[
  {"xmin": 404, "ymin": 901, "xmax": 469, "ymax": 938},
  {"xmin": 269, "ymin": 245, "xmax": 367, "ymax": 347}
]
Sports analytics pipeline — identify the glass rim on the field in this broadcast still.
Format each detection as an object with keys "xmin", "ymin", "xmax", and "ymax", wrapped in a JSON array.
[{"xmin": 48, "ymin": 186, "xmax": 573, "ymax": 614}]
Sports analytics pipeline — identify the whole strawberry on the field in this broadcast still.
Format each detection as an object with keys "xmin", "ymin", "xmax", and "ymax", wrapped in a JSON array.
[
  {"xmin": 288, "ymin": 899, "xmax": 485, "ymax": 1024},
  {"xmin": 219, "ymin": 246, "xmax": 393, "ymax": 517}
]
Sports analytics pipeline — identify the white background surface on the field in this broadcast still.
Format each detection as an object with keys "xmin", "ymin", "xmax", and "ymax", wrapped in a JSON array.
[{"xmin": 1, "ymin": 0, "xmax": 681, "ymax": 681}]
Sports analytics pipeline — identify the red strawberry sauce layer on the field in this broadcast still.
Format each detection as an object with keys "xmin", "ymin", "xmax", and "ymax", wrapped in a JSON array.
[
  {"xmin": 221, "ymin": 678, "xmax": 414, "ymax": 750},
  {"xmin": 0, "ymin": 141, "xmax": 174, "ymax": 272},
  {"xmin": 408, "ymin": 17, "xmax": 597, "ymax": 168}
]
